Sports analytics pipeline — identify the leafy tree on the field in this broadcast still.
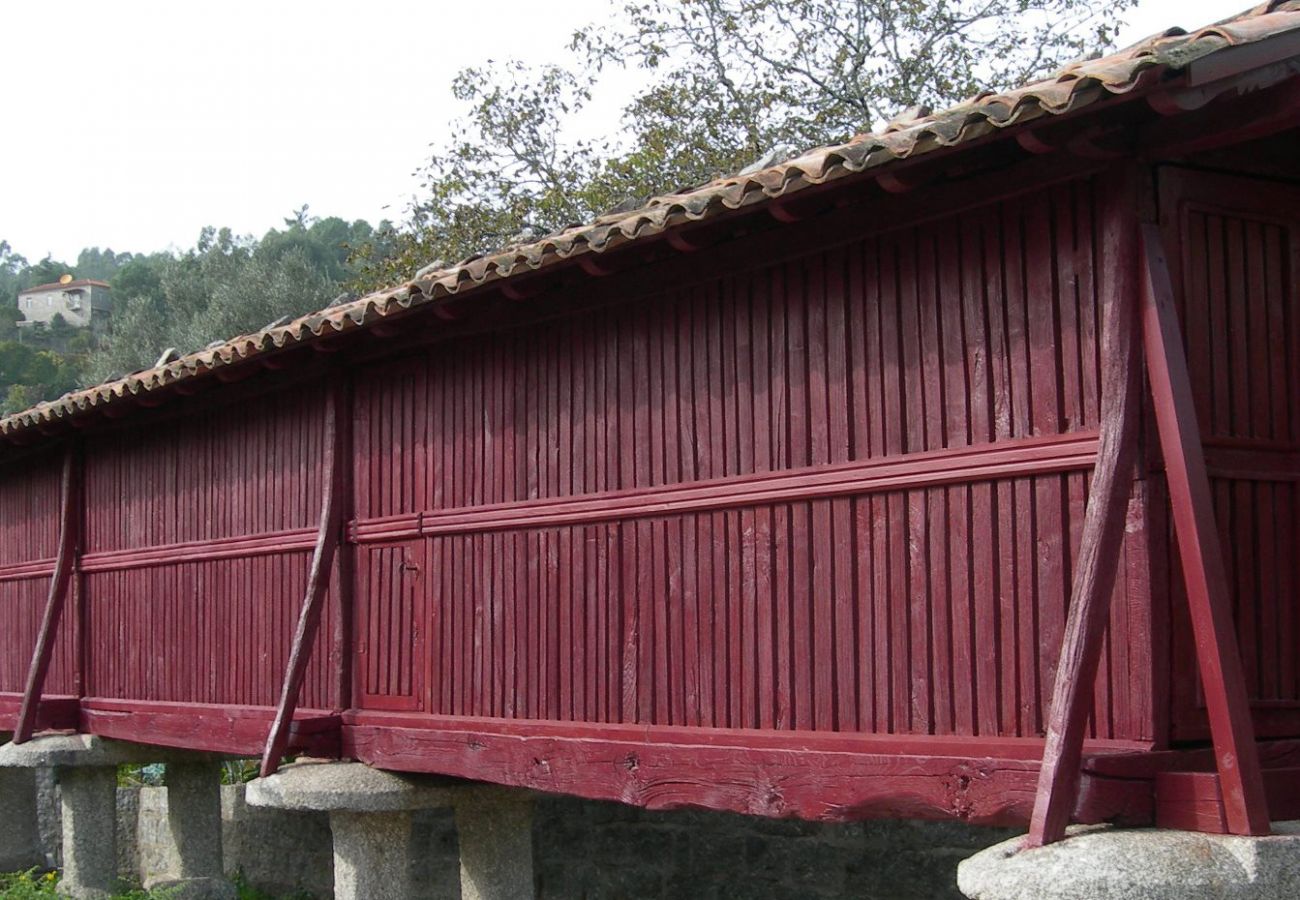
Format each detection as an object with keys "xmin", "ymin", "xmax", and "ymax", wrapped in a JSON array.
[{"xmin": 353, "ymin": 0, "xmax": 1133, "ymax": 291}]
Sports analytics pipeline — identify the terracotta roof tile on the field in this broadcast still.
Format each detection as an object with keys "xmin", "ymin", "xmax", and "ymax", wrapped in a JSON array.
[{"xmin": 5, "ymin": 1, "xmax": 1299, "ymax": 438}]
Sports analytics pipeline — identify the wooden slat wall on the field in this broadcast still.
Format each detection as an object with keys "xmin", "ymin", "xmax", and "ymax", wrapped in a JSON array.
[
  {"xmin": 0, "ymin": 453, "xmax": 75, "ymax": 696},
  {"xmin": 85, "ymin": 386, "xmax": 326, "ymax": 552},
  {"xmin": 80, "ymin": 385, "xmax": 338, "ymax": 709},
  {"xmin": 353, "ymin": 175, "xmax": 1154, "ymax": 741},
  {"xmin": 1162, "ymin": 170, "xmax": 1300, "ymax": 738}
]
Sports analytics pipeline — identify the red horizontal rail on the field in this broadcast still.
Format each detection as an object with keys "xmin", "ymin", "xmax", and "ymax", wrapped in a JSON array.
[
  {"xmin": 352, "ymin": 431, "xmax": 1100, "ymax": 543},
  {"xmin": 0, "ymin": 559, "xmax": 56, "ymax": 583},
  {"xmin": 80, "ymin": 526, "xmax": 318, "ymax": 573}
]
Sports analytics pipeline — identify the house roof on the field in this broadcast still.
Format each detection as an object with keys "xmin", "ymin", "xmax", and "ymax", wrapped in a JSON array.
[
  {"xmin": 4, "ymin": 0, "xmax": 1300, "ymax": 441},
  {"xmin": 18, "ymin": 279, "xmax": 110, "ymax": 296}
]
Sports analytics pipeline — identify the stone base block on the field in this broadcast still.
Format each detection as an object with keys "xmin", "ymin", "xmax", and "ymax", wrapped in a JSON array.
[
  {"xmin": 58, "ymin": 766, "xmax": 120, "ymax": 900},
  {"xmin": 958, "ymin": 822, "xmax": 1300, "ymax": 900},
  {"xmin": 248, "ymin": 762, "xmax": 536, "ymax": 900},
  {"xmin": 457, "ymin": 789, "xmax": 535, "ymax": 900},
  {"xmin": 0, "ymin": 763, "xmax": 42, "ymax": 871},
  {"xmin": 0, "ymin": 734, "xmax": 206, "ymax": 769}
]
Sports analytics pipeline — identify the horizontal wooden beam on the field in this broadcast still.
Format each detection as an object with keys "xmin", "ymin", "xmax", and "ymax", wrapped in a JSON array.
[
  {"xmin": 341, "ymin": 715, "xmax": 1151, "ymax": 826},
  {"xmin": 0, "ymin": 693, "xmax": 79, "ymax": 733},
  {"xmin": 80, "ymin": 527, "xmax": 319, "ymax": 573},
  {"xmin": 0, "ymin": 560, "xmax": 57, "ymax": 583},
  {"xmin": 79, "ymin": 698, "xmax": 340, "ymax": 758},
  {"xmin": 1156, "ymin": 768, "xmax": 1300, "ymax": 833},
  {"xmin": 352, "ymin": 431, "xmax": 1099, "ymax": 543}
]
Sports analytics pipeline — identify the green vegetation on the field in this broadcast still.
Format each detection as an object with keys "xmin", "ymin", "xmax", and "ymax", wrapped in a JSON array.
[
  {"xmin": 0, "ymin": 869, "xmax": 310, "ymax": 900},
  {"xmin": 0, "ymin": 212, "xmax": 389, "ymax": 415}
]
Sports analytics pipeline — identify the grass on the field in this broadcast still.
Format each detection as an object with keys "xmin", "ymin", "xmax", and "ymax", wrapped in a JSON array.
[{"xmin": 0, "ymin": 870, "xmax": 310, "ymax": 900}]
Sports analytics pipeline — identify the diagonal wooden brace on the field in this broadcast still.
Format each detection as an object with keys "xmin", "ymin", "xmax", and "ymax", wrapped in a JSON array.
[
  {"xmin": 261, "ymin": 383, "xmax": 346, "ymax": 776},
  {"xmin": 15, "ymin": 446, "xmax": 80, "ymax": 744},
  {"xmin": 1138, "ymin": 222, "xmax": 1269, "ymax": 836}
]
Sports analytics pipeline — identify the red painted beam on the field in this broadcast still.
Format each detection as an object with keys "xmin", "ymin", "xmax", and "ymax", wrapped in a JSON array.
[
  {"xmin": 1027, "ymin": 173, "xmax": 1143, "ymax": 847},
  {"xmin": 14, "ymin": 447, "xmax": 79, "ymax": 744},
  {"xmin": 341, "ymin": 715, "xmax": 1153, "ymax": 827},
  {"xmin": 1139, "ymin": 222, "xmax": 1270, "ymax": 837},
  {"xmin": 1156, "ymin": 769, "xmax": 1300, "ymax": 833},
  {"xmin": 260, "ymin": 381, "xmax": 346, "ymax": 776},
  {"xmin": 350, "ymin": 431, "xmax": 1099, "ymax": 543},
  {"xmin": 80, "ymin": 699, "xmax": 340, "ymax": 758}
]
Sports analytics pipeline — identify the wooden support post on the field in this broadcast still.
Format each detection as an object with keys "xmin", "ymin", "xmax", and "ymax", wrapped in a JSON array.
[
  {"xmin": 260, "ymin": 382, "xmax": 346, "ymax": 777},
  {"xmin": 1025, "ymin": 178, "xmax": 1143, "ymax": 847},
  {"xmin": 15, "ymin": 446, "xmax": 79, "ymax": 744},
  {"xmin": 1139, "ymin": 222, "xmax": 1270, "ymax": 837}
]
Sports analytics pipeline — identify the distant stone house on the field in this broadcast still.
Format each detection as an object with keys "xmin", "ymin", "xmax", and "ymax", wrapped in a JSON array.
[{"xmin": 16, "ymin": 277, "xmax": 111, "ymax": 334}]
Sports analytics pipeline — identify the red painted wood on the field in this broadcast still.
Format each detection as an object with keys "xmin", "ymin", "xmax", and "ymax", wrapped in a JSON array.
[
  {"xmin": 81, "ymin": 698, "xmax": 339, "ymax": 758},
  {"xmin": 15, "ymin": 447, "xmax": 79, "ymax": 743},
  {"xmin": 1026, "ymin": 171, "xmax": 1143, "ymax": 847},
  {"xmin": 1155, "ymin": 768, "xmax": 1300, "ymax": 833},
  {"xmin": 0, "ymin": 170, "xmax": 1189, "ymax": 824},
  {"xmin": 1140, "ymin": 221, "xmax": 1271, "ymax": 836},
  {"xmin": 341, "ymin": 714, "xmax": 1152, "ymax": 826},
  {"xmin": 261, "ymin": 382, "xmax": 346, "ymax": 776}
]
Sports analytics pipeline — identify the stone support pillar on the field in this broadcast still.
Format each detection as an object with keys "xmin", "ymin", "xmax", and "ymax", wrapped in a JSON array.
[
  {"xmin": 0, "ymin": 734, "xmax": 231, "ymax": 900},
  {"xmin": 247, "ymin": 761, "xmax": 537, "ymax": 900},
  {"xmin": 145, "ymin": 761, "xmax": 236, "ymax": 900},
  {"xmin": 456, "ymin": 790, "xmax": 535, "ymax": 900},
  {"xmin": 0, "ymin": 735, "xmax": 127, "ymax": 900},
  {"xmin": 958, "ymin": 823, "xmax": 1300, "ymax": 900},
  {"xmin": 0, "ymin": 734, "xmax": 44, "ymax": 872},
  {"xmin": 57, "ymin": 766, "xmax": 119, "ymax": 899}
]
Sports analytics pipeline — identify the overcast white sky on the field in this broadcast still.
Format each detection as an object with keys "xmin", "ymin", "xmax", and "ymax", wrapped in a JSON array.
[{"xmin": 0, "ymin": 0, "xmax": 1254, "ymax": 263}]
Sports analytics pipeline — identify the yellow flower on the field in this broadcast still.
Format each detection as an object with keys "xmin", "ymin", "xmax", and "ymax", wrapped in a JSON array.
[{"xmin": 45, "ymin": 871, "xmax": 57, "ymax": 882}]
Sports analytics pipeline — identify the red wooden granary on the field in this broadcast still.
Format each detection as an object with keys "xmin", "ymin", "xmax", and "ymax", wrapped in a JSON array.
[{"xmin": 3, "ymin": 1, "xmax": 1300, "ymax": 848}]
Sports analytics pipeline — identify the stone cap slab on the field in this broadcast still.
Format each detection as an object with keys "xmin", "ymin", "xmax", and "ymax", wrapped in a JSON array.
[
  {"xmin": 246, "ymin": 761, "xmax": 469, "ymax": 813},
  {"xmin": 0, "ymin": 733, "xmax": 221, "ymax": 768},
  {"xmin": 957, "ymin": 822, "xmax": 1300, "ymax": 900}
]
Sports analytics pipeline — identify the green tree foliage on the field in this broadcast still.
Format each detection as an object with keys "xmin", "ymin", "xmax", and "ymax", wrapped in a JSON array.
[
  {"xmin": 353, "ymin": 0, "xmax": 1134, "ymax": 291},
  {"xmin": 0, "ymin": 213, "xmax": 381, "ymax": 413},
  {"xmin": 83, "ymin": 216, "xmax": 376, "ymax": 384}
]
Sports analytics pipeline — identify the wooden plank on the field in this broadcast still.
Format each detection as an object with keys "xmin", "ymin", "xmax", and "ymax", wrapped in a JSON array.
[
  {"xmin": 15, "ymin": 446, "xmax": 79, "ymax": 744},
  {"xmin": 347, "ymin": 432, "xmax": 1100, "ymax": 543},
  {"xmin": 260, "ymin": 381, "xmax": 346, "ymax": 777},
  {"xmin": 1026, "ymin": 173, "xmax": 1143, "ymax": 847},
  {"xmin": 1139, "ymin": 221, "xmax": 1270, "ymax": 836},
  {"xmin": 82, "ymin": 699, "xmax": 340, "ymax": 758},
  {"xmin": 343, "ymin": 715, "xmax": 1152, "ymax": 827},
  {"xmin": 1156, "ymin": 768, "xmax": 1300, "ymax": 833}
]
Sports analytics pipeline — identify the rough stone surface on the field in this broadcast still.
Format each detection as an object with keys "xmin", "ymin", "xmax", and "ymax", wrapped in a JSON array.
[
  {"xmin": 247, "ymin": 761, "xmax": 461, "ymax": 813},
  {"xmin": 58, "ymin": 765, "xmax": 119, "ymax": 900},
  {"xmin": 330, "ymin": 810, "xmax": 424, "ymax": 900},
  {"xmin": 219, "ymin": 784, "xmax": 336, "ymax": 898},
  {"xmin": 0, "ymin": 763, "xmax": 43, "ymax": 871},
  {"xmin": 0, "ymin": 734, "xmax": 200, "ymax": 769},
  {"xmin": 136, "ymin": 763, "xmax": 235, "ymax": 900},
  {"xmin": 30, "ymin": 759, "xmax": 1015, "ymax": 899},
  {"xmin": 36, "ymin": 767, "xmax": 61, "ymax": 867},
  {"xmin": 958, "ymin": 822, "xmax": 1300, "ymax": 900},
  {"xmin": 456, "ymin": 789, "xmax": 534, "ymax": 900}
]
